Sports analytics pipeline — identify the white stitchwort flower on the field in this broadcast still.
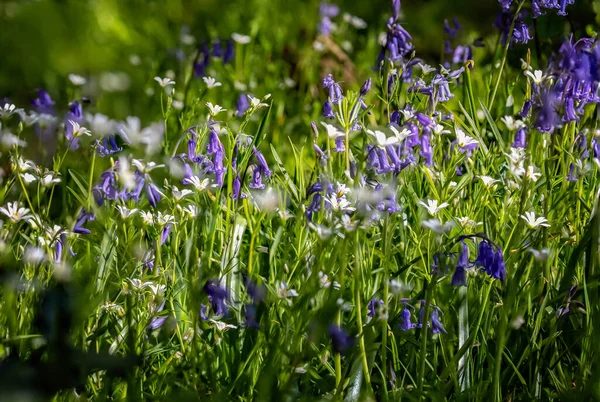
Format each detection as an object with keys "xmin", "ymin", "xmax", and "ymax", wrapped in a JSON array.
[
  {"xmin": 132, "ymin": 159, "xmax": 165, "ymax": 173},
  {"xmin": 500, "ymin": 116, "xmax": 525, "ymax": 131},
  {"xmin": 40, "ymin": 171, "xmax": 61, "ymax": 187},
  {"xmin": 524, "ymin": 69, "xmax": 546, "ymax": 85},
  {"xmin": 478, "ymin": 175, "xmax": 500, "ymax": 188},
  {"xmin": 390, "ymin": 125, "xmax": 412, "ymax": 141},
  {"xmin": 525, "ymin": 165, "xmax": 541, "ymax": 182},
  {"xmin": 276, "ymin": 281, "xmax": 299, "ymax": 303},
  {"xmin": 203, "ymin": 76, "xmax": 222, "ymax": 88},
  {"xmin": 433, "ymin": 124, "xmax": 451, "ymax": 135},
  {"xmin": 418, "ymin": 63, "xmax": 437, "ymax": 75},
  {"xmin": 179, "ymin": 204, "xmax": 200, "ymax": 218},
  {"xmin": 0, "ymin": 104, "xmax": 24, "ymax": 119},
  {"xmin": 419, "ymin": 199, "xmax": 449, "ymax": 216},
  {"xmin": 68, "ymin": 74, "xmax": 87, "ymax": 86},
  {"xmin": 422, "ymin": 218, "xmax": 454, "ymax": 234},
  {"xmin": 231, "ymin": 33, "xmax": 251, "ymax": 44},
  {"xmin": 154, "ymin": 77, "xmax": 176, "ymax": 88},
  {"xmin": 185, "ymin": 175, "xmax": 210, "ymax": 192},
  {"xmin": 455, "ymin": 128, "xmax": 478, "ymax": 149},
  {"xmin": 1, "ymin": 132, "xmax": 27, "ymax": 148},
  {"xmin": 116, "ymin": 206, "xmax": 138, "ymax": 219},
  {"xmin": 140, "ymin": 211, "xmax": 154, "ymax": 225},
  {"xmin": 367, "ymin": 129, "xmax": 399, "ymax": 148},
  {"xmin": 520, "ymin": 211, "xmax": 550, "ymax": 228},
  {"xmin": 248, "ymin": 95, "xmax": 269, "ymax": 108},
  {"xmin": 325, "ymin": 194, "xmax": 355, "ymax": 212},
  {"xmin": 321, "ymin": 122, "xmax": 344, "ymax": 140},
  {"xmin": 68, "ymin": 120, "xmax": 91, "ymax": 138},
  {"xmin": 170, "ymin": 185, "xmax": 193, "ymax": 201},
  {"xmin": 155, "ymin": 212, "xmax": 175, "ymax": 226},
  {"xmin": 0, "ymin": 201, "xmax": 32, "ymax": 223},
  {"xmin": 456, "ymin": 216, "xmax": 482, "ymax": 229},
  {"xmin": 206, "ymin": 102, "xmax": 226, "ymax": 116}
]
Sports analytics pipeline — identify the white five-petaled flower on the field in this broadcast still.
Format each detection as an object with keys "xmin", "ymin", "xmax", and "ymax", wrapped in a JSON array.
[
  {"xmin": 419, "ymin": 199, "xmax": 449, "ymax": 216},
  {"xmin": 116, "ymin": 206, "xmax": 138, "ymax": 219},
  {"xmin": 320, "ymin": 122, "xmax": 344, "ymax": 139},
  {"xmin": 500, "ymin": 116, "xmax": 525, "ymax": 131},
  {"xmin": 131, "ymin": 159, "xmax": 165, "ymax": 173},
  {"xmin": 209, "ymin": 319, "xmax": 237, "ymax": 332},
  {"xmin": 154, "ymin": 77, "xmax": 176, "ymax": 87},
  {"xmin": 179, "ymin": 204, "xmax": 200, "ymax": 218},
  {"xmin": 520, "ymin": 211, "xmax": 550, "ymax": 228},
  {"xmin": 418, "ymin": 63, "xmax": 437, "ymax": 75},
  {"xmin": 140, "ymin": 211, "xmax": 154, "ymax": 225},
  {"xmin": 433, "ymin": 124, "xmax": 451, "ymax": 135},
  {"xmin": 186, "ymin": 175, "xmax": 210, "ymax": 192},
  {"xmin": 0, "ymin": 103, "xmax": 24, "ymax": 119},
  {"xmin": 276, "ymin": 281, "xmax": 298, "ymax": 303},
  {"xmin": 334, "ymin": 183, "xmax": 351, "ymax": 198},
  {"xmin": 524, "ymin": 70, "xmax": 546, "ymax": 85},
  {"xmin": 0, "ymin": 201, "xmax": 32, "ymax": 223},
  {"xmin": 455, "ymin": 128, "xmax": 478, "ymax": 149},
  {"xmin": 12, "ymin": 156, "xmax": 36, "ymax": 172},
  {"xmin": 325, "ymin": 194, "xmax": 355, "ymax": 212},
  {"xmin": 525, "ymin": 165, "xmax": 541, "ymax": 182},
  {"xmin": 248, "ymin": 95, "xmax": 269, "ymax": 108},
  {"xmin": 68, "ymin": 74, "xmax": 87, "ymax": 86},
  {"xmin": 231, "ymin": 33, "xmax": 251, "ymax": 44},
  {"xmin": 170, "ymin": 185, "xmax": 193, "ymax": 201},
  {"xmin": 155, "ymin": 212, "xmax": 175, "ymax": 226},
  {"xmin": 206, "ymin": 102, "xmax": 226, "ymax": 116},
  {"xmin": 40, "ymin": 171, "xmax": 61, "ymax": 187},
  {"xmin": 456, "ymin": 216, "xmax": 482, "ymax": 229},
  {"xmin": 1, "ymin": 132, "xmax": 27, "ymax": 148},
  {"xmin": 203, "ymin": 76, "xmax": 222, "ymax": 88},
  {"xmin": 399, "ymin": 109, "xmax": 415, "ymax": 121},
  {"xmin": 367, "ymin": 129, "xmax": 399, "ymax": 148},
  {"xmin": 68, "ymin": 120, "xmax": 91, "ymax": 138},
  {"xmin": 389, "ymin": 125, "xmax": 412, "ymax": 141},
  {"xmin": 478, "ymin": 175, "xmax": 500, "ymax": 188},
  {"xmin": 422, "ymin": 218, "xmax": 454, "ymax": 234}
]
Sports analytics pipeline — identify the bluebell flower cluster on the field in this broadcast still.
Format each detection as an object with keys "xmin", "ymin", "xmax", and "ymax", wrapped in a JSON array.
[{"xmin": 194, "ymin": 39, "xmax": 234, "ymax": 78}]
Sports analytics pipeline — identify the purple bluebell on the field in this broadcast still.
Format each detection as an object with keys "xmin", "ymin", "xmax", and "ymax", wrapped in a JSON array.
[
  {"xmin": 161, "ymin": 224, "xmax": 172, "ymax": 245},
  {"xmin": 97, "ymin": 135, "xmax": 122, "ymax": 157},
  {"xmin": 444, "ymin": 18, "xmax": 462, "ymax": 39},
  {"xmin": 431, "ymin": 307, "xmax": 447, "ymax": 334},
  {"xmin": 223, "ymin": 39, "xmax": 234, "ymax": 64},
  {"xmin": 494, "ymin": 12, "xmax": 531, "ymax": 46},
  {"xmin": 253, "ymin": 147, "xmax": 273, "ymax": 177},
  {"xmin": 432, "ymin": 74, "xmax": 453, "ymax": 103},
  {"xmin": 333, "ymin": 136, "xmax": 345, "ymax": 152},
  {"xmin": 54, "ymin": 237, "xmax": 64, "ymax": 263},
  {"xmin": 360, "ymin": 78, "xmax": 372, "ymax": 97},
  {"xmin": 512, "ymin": 127, "xmax": 527, "ymax": 148},
  {"xmin": 318, "ymin": 17, "xmax": 333, "ymax": 35},
  {"xmin": 566, "ymin": 163, "xmax": 578, "ymax": 182},
  {"xmin": 306, "ymin": 193, "xmax": 323, "ymax": 221},
  {"xmin": 212, "ymin": 40, "xmax": 223, "ymax": 57},
  {"xmin": 65, "ymin": 101, "xmax": 83, "ymax": 149},
  {"xmin": 329, "ymin": 324, "xmax": 354, "ymax": 354},
  {"xmin": 214, "ymin": 147, "xmax": 226, "ymax": 187},
  {"xmin": 237, "ymin": 94, "xmax": 250, "ymax": 117},
  {"xmin": 534, "ymin": 89, "xmax": 561, "ymax": 133},
  {"xmin": 319, "ymin": 2, "xmax": 340, "ymax": 18},
  {"xmin": 562, "ymin": 96, "xmax": 579, "ymax": 122},
  {"xmin": 73, "ymin": 209, "xmax": 95, "ymax": 235},
  {"xmin": 415, "ymin": 112, "xmax": 434, "ymax": 127},
  {"xmin": 244, "ymin": 304, "xmax": 260, "ymax": 328},
  {"xmin": 243, "ymin": 277, "xmax": 266, "ymax": 303},
  {"xmin": 200, "ymin": 304, "xmax": 208, "ymax": 320},
  {"xmin": 367, "ymin": 298, "xmax": 384, "ymax": 318},
  {"xmin": 146, "ymin": 183, "xmax": 162, "ymax": 208},
  {"xmin": 399, "ymin": 302, "xmax": 416, "ymax": 330},
  {"xmin": 93, "ymin": 169, "xmax": 118, "ymax": 205},
  {"xmin": 322, "ymin": 99, "xmax": 336, "ymax": 118},
  {"xmin": 205, "ymin": 279, "xmax": 229, "ymax": 317},
  {"xmin": 33, "ymin": 89, "xmax": 55, "ymax": 114},
  {"xmin": 206, "ymin": 129, "xmax": 222, "ymax": 155},
  {"xmin": 322, "ymin": 74, "xmax": 344, "ymax": 105},
  {"xmin": 420, "ymin": 127, "xmax": 433, "ymax": 166},
  {"xmin": 249, "ymin": 167, "xmax": 265, "ymax": 189},
  {"xmin": 313, "ymin": 143, "xmax": 329, "ymax": 165},
  {"xmin": 149, "ymin": 301, "xmax": 167, "ymax": 330},
  {"xmin": 451, "ymin": 241, "xmax": 469, "ymax": 287},
  {"xmin": 519, "ymin": 100, "xmax": 532, "ymax": 118}
]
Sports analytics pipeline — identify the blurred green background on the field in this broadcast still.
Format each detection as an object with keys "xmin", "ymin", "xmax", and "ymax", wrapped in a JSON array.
[{"xmin": 0, "ymin": 0, "xmax": 596, "ymax": 125}]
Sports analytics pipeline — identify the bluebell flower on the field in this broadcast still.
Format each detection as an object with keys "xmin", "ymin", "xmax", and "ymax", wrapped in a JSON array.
[
  {"xmin": 212, "ymin": 40, "xmax": 223, "ymax": 57},
  {"xmin": 149, "ymin": 301, "xmax": 167, "ymax": 330},
  {"xmin": 562, "ymin": 96, "xmax": 579, "ymax": 122},
  {"xmin": 146, "ymin": 182, "xmax": 163, "ymax": 208},
  {"xmin": 306, "ymin": 193, "xmax": 323, "ymax": 221},
  {"xmin": 232, "ymin": 175, "xmax": 247, "ymax": 199},
  {"xmin": 329, "ymin": 324, "xmax": 354, "ymax": 354},
  {"xmin": 360, "ymin": 78, "xmax": 372, "ymax": 97},
  {"xmin": 367, "ymin": 298, "xmax": 383, "ymax": 318},
  {"xmin": 243, "ymin": 277, "xmax": 266, "ymax": 303},
  {"xmin": 566, "ymin": 163, "xmax": 578, "ymax": 182},
  {"xmin": 93, "ymin": 169, "xmax": 118, "ymax": 205},
  {"xmin": 318, "ymin": 17, "xmax": 333, "ymax": 35},
  {"xmin": 313, "ymin": 143, "xmax": 329, "ymax": 165},
  {"xmin": 451, "ymin": 241, "xmax": 469, "ymax": 287},
  {"xmin": 431, "ymin": 307, "xmax": 447, "ymax": 334},
  {"xmin": 253, "ymin": 147, "xmax": 273, "ymax": 177},
  {"xmin": 237, "ymin": 94, "xmax": 250, "ymax": 116},
  {"xmin": 65, "ymin": 101, "xmax": 83, "ymax": 149},
  {"xmin": 205, "ymin": 279, "xmax": 229, "ymax": 317},
  {"xmin": 249, "ymin": 167, "xmax": 265, "ymax": 189},
  {"xmin": 444, "ymin": 18, "xmax": 462, "ymax": 39},
  {"xmin": 97, "ymin": 135, "xmax": 122, "ymax": 157},
  {"xmin": 322, "ymin": 99, "xmax": 336, "ymax": 118},
  {"xmin": 223, "ymin": 39, "xmax": 234, "ymax": 64},
  {"xmin": 333, "ymin": 136, "xmax": 345, "ymax": 152},
  {"xmin": 519, "ymin": 99, "xmax": 532, "ymax": 118},
  {"xmin": 161, "ymin": 224, "xmax": 172, "ymax": 245},
  {"xmin": 206, "ymin": 128, "xmax": 223, "ymax": 155},
  {"xmin": 73, "ymin": 209, "xmax": 95, "ymax": 235},
  {"xmin": 32, "ymin": 89, "xmax": 55, "ymax": 114},
  {"xmin": 322, "ymin": 74, "xmax": 344, "ymax": 105},
  {"xmin": 419, "ymin": 127, "xmax": 433, "ymax": 166},
  {"xmin": 319, "ymin": 2, "xmax": 340, "ymax": 18},
  {"xmin": 200, "ymin": 304, "xmax": 208, "ymax": 320},
  {"xmin": 475, "ymin": 240, "xmax": 506, "ymax": 281},
  {"xmin": 398, "ymin": 302, "xmax": 416, "ymax": 330},
  {"xmin": 512, "ymin": 127, "xmax": 527, "ymax": 148},
  {"xmin": 244, "ymin": 304, "xmax": 260, "ymax": 328},
  {"xmin": 494, "ymin": 11, "xmax": 531, "ymax": 46}
]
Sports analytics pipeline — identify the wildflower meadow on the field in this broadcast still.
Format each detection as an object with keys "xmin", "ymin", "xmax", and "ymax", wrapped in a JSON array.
[{"xmin": 0, "ymin": 0, "xmax": 599, "ymax": 400}]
